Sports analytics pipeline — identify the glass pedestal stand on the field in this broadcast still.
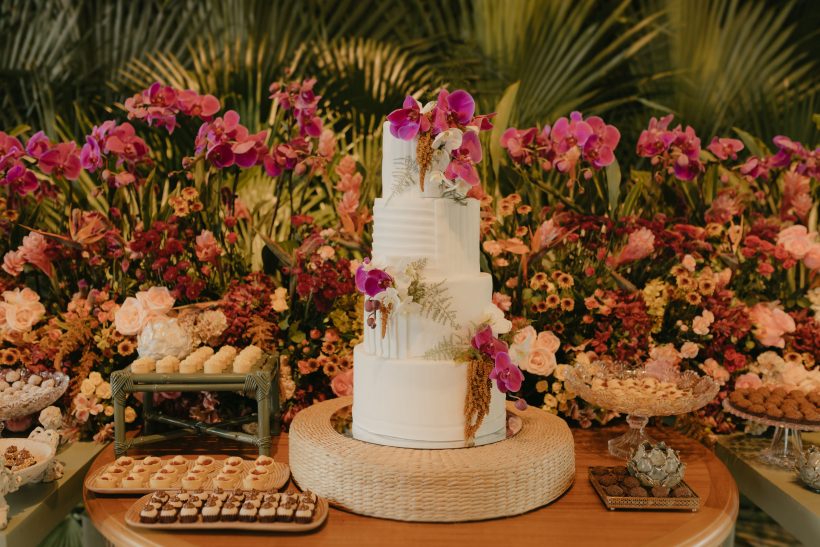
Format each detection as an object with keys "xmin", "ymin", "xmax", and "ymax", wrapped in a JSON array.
[
  {"xmin": 0, "ymin": 372, "xmax": 69, "ymax": 438},
  {"xmin": 759, "ymin": 427, "xmax": 804, "ymax": 468},
  {"xmin": 608, "ymin": 415, "xmax": 655, "ymax": 459}
]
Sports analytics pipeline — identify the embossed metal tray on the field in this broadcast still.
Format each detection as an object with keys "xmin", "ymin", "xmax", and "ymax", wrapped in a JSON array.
[{"xmin": 588, "ymin": 466, "xmax": 700, "ymax": 511}]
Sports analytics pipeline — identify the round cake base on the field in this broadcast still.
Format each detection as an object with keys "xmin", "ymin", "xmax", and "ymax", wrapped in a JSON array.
[{"xmin": 289, "ymin": 396, "xmax": 576, "ymax": 522}]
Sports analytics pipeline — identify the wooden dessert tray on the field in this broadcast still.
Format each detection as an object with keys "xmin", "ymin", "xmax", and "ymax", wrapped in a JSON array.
[
  {"xmin": 85, "ymin": 455, "xmax": 290, "ymax": 494},
  {"xmin": 124, "ymin": 491, "xmax": 328, "ymax": 532},
  {"xmin": 588, "ymin": 467, "xmax": 700, "ymax": 511}
]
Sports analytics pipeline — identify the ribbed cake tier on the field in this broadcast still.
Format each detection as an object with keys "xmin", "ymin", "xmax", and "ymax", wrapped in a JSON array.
[
  {"xmin": 351, "ymin": 345, "xmax": 507, "ymax": 448},
  {"xmin": 362, "ymin": 272, "xmax": 492, "ymax": 359},
  {"xmin": 372, "ymin": 197, "xmax": 480, "ymax": 277}
]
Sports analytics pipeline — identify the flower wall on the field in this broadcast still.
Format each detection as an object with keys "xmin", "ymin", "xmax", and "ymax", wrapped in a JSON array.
[{"xmin": 0, "ymin": 79, "xmax": 818, "ymax": 444}]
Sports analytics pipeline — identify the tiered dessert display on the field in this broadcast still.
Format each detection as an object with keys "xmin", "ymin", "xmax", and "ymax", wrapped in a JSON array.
[
  {"xmin": 290, "ymin": 91, "xmax": 576, "ymax": 522},
  {"xmin": 723, "ymin": 386, "xmax": 820, "ymax": 468},
  {"xmin": 566, "ymin": 360, "xmax": 719, "ymax": 458}
]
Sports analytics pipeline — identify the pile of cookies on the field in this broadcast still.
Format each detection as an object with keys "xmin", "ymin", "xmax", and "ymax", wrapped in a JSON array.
[
  {"xmin": 3, "ymin": 445, "xmax": 37, "ymax": 472},
  {"xmin": 590, "ymin": 466, "xmax": 694, "ymax": 499},
  {"xmin": 728, "ymin": 386, "xmax": 820, "ymax": 425}
]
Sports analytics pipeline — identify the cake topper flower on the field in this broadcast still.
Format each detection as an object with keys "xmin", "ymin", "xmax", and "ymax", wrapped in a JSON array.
[{"xmin": 386, "ymin": 89, "xmax": 493, "ymax": 198}]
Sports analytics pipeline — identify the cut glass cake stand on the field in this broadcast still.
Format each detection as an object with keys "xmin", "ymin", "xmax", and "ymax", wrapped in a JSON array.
[
  {"xmin": 566, "ymin": 361, "xmax": 719, "ymax": 459},
  {"xmin": 722, "ymin": 398, "xmax": 820, "ymax": 468},
  {"xmin": 0, "ymin": 372, "xmax": 69, "ymax": 436}
]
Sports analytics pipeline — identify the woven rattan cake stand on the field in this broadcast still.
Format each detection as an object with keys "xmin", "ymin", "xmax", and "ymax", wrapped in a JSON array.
[{"xmin": 289, "ymin": 396, "xmax": 575, "ymax": 522}]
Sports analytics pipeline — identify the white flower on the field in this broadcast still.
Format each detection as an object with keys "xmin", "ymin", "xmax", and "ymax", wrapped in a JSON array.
[
  {"xmin": 509, "ymin": 326, "xmax": 536, "ymax": 366},
  {"xmin": 421, "ymin": 100, "xmax": 436, "ymax": 115},
  {"xmin": 375, "ymin": 287, "xmax": 420, "ymax": 315},
  {"xmin": 480, "ymin": 303, "xmax": 512, "ymax": 335},
  {"xmin": 432, "ymin": 128, "xmax": 463, "ymax": 153},
  {"xmin": 138, "ymin": 317, "xmax": 193, "ymax": 360}
]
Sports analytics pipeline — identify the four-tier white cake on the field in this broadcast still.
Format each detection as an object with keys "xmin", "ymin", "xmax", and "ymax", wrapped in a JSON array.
[{"xmin": 352, "ymin": 122, "xmax": 507, "ymax": 449}]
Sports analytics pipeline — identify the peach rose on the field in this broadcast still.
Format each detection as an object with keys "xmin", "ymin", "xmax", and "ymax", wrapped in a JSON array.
[
  {"xmin": 331, "ymin": 368, "xmax": 354, "ymax": 397},
  {"xmin": 114, "ymin": 296, "xmax": 148, "ymax": 336},
  {"xmin": 524, "ymin": 347, "xmax": 557, "ymax": 376},
  {"xmin": 777, "ymin": 225, "xmax": 816, "ymax": 259},
  {"xmin": 136, "ymin": 286, "xmax": 175, "ymax": 315},
  {"xmin": 679, "ymin": 341, "xmax": 699, "ymax": 359},
  {"xmin": 734, "ymin": 372, "xmax": 762, "ymax": 390},
  {"xmin": 534, "ymin": 331, "xmax": 560, "ymax": 353},
  {"xmin": 271, "ymin": 287, "xmax": 289, "ymax": 312},
  {"xmin": 699, "ymin": 358, "xmax": 729, "ymax": 386},
  {"xmin": 2, "ymin": 250, "xmax": 24, "ymax": 276},
  {"xmin": 1, "ymin": 287, "xmax": 46, "ymax": 333},
  {"xmin": 509, "ymin": 326, "xmax": 536, "ymax": 365},
  {"xmin": 692, "ymin": 310, "xmax": 715, "ymax": 336},
  {"xmin": 749, "ymin": 302, "xmax": 795, "ymax": 348}
]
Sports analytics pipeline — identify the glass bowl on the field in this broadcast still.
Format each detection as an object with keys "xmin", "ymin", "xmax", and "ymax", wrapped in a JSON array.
[{"xmin": 565, "ymin": 361, "xmax": 719, "ymax": 458}]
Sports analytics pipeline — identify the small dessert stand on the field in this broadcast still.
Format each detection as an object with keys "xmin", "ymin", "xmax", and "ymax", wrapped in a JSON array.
[
  {"xmin": 566, "ymin": 362, "xmax": 719, "ymax": 459},
  {"xmin": 0, "ymin": 372, "xmax": 69, "ymax": 437},
  {"xmin": 111, "ymin": 354, "xmax": 280, "ymax": 457},
  {"xmin": 289, "ymin": 396, "xmax": 575, "ymax": 522},
  {"xmin": 722, "ymin": 398, "xmax": 820, "ymax": 468}
]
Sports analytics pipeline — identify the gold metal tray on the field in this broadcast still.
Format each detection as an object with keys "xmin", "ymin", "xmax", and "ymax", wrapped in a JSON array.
[{"xmin": 588, "ymin": 467, "xmax": 700, "ymax": 511}]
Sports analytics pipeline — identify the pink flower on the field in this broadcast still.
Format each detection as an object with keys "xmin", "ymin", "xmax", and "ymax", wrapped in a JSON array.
[
  {"xmin": 501, "ymin": 127, "xmax": 537, "ymax": 165},
  {"xmin": 699, "ymin": 358, "xmax": 730, "ymax": 386},
  {"xmin": 582, "ymin": 116, "xmax": 620, "ymax": 168},
  {"xmin": 804, "ymin": 244, "xmax": 820, "ymax": 271},
  {"xmin": 749, "ymin": 302, "xmax": 796, "ymax": 348},
  {"xmin": 734, "ymin": 372, "xmax": 762, "ymax": 390},
  {"xmin": 782, "ymin": 169, "xmax": 812, "ymax": 222},
  {"xmin": 613, "ymin": 227, "xmax": 655, "ymax": 265},
  {"xmin": 432, "ymin": 89, "xmax": 475, "ymax": 132},
  {"xmin": 114, "ymin": 296, "xmax": 148, "ymax": 336},
  {"xmin": 136, "ymin": 286, "xmax": 175, "ymax": 316},
  {"xmin": 318, "ymin": 128, "xmax": 336, "ymax": 158},
  {"xmin": 533, "ymin": 217, "xmax": 566, "ymax": 250},
  {"xmin": 387, "ymin": 96, "xmax": 431, "ymax": 140},
  {"xmin": 25, "ymin": 131, "xmax": 52, "ymax": 159},
  {"xmin": 636, "ymin": 115, "xmax": 702, "ymax": 181},
  {"xmin": 471, "ymin": 324, "xmax": 508, "ymax": 358},
  {"xmin": 355, "ymin": 261, "xmax": 393, "ymax": 297},
  {"xmin": 490, "ymin": 351, "xmax": 524, "ymax": 393},
  {"xmin": 195, "ymin": 230, "xmax": 222, "ymax": 263},
  {"xmin": 707, "ymin": 137, "xmax": 744, "ymax": 160},
  {"xmin": 444, "ymin": 130, "xmax": 482, "ymax": 186},
  {"xmin": 1, "ymin": 162, "xmax": 39, "ymax": 195},
  {"xmin": 692, "ymin": 310, "xmax": 715, "ymax": 335},
  {"xmin": 124, "ymin": 82, "xmax": 179, "ymax": 132},
  {"xmin": 705, "ymin": 192, "xmax": 743, "ymax": 223},
  {"xmin": 330, "ymin": 368, "xmax": 354, "ymax": 397},
  {"xmin": 637, "ymin": 114, "xmax": 675, "ymax": 157},
  {"xmin": 104, "ymin": 123, "xmax": 150, "ymax": 165},
  {"xmin": 2, "ymin": 250, "xmax": 24, "ymax": 276},
  {"xmin": 492, "ymin": 292, "xmax": 512, "ymax": 312},
  {"xmin": 176, "ymin": 89, "xmax": 220, "ymax": 119},
  {"xmin": 776, "ymin": 224, "xmax": 816, "ymax": 260},
  {"xmin": 19, "ymin": 232, "xmax": 53, "ymax": 277},
  {"xmin": 38, "ymin": 141, "xmax": 82, "ymax": 180}
]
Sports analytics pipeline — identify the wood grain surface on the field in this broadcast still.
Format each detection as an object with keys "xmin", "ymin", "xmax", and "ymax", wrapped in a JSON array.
[{"xmin": 84, "ymin": 424, "xmax": 738, "ymax": 547}]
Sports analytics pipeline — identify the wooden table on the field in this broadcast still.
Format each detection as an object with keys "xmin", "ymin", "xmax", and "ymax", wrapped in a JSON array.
[
  {"xmin": 1, "ymin": 440, "xmax": 106, "ymax": 547},
  {"xmin": 84, "ymin": 425, "xmax": 738, "ymax": 547},
  {"xmin": 715, "ymin": 431, "xmax": 820, "ymax": 545}
]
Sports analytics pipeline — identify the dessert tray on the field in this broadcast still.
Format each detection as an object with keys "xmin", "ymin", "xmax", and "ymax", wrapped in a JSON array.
[
  {"xmin": 125, "ymin": 489, "xmax": 328, "ymax": 532},
  {"xmin": 588, "ymin": 466, "xmax": 699, "ymax": 511},
  {"xmin": 0, "ymin": 438, "xmax": 56, "ymax": 485},
  {"xmin": 85, "ymin": 454, "xmax": 290, "ymax": 494},
  {"xmin": 566, "ymin": 361, "xmax": 719, "ymax": 458}
]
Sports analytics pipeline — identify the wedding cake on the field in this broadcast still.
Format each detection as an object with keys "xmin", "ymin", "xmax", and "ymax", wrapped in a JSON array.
[{"xmin": 352, "ymin": 91, "xmax": 521, "ymax": 449}]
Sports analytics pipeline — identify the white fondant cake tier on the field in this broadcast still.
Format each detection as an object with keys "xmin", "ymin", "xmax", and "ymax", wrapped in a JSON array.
[
  {"xmin": 351, "ymin": 345, "xmax": 507, "ymax": 448},
  {"xmin": 381, "ymin": 121, "xmax": 443, "ymax": 200},
  {"xmin": 362, "ymin": 272, "xmax": 492, "ymax": 359},
  {"xmin": 372, "ymin": 197, "xmax": 480, "ymax": 276}
]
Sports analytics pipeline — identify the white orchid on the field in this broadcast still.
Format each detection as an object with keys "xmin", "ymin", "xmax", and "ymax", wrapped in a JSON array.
[
  {"xmin": 480, "ymin": 303, "xmax": 512, "ymax": 335},
  {"xmin": 432, "ymin": 128, "xmax": 463, "ymax": 153}
]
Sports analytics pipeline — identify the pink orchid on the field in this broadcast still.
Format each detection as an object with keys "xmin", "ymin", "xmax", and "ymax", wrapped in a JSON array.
[
  {"xmin": 38, "ymin": 142, "xmax": 82, "ymax": 180},
  {"xmin": 444, "ymin": 130, "xmax": 482, "ymax": 186},
  {"xmin": 80, "ymin": 136, "xmax": 103, "ymax": 171},
  {"xmin": 124, "ymin": 82, "xmax": 179, "ymax": 132},
  {"xmin": 104, "ymin": 123, "xmax": 150, "ymax": 166},
  {"xmin": 25, "ymin": 131, "xmax": 52, "ymax": 159},
  {"xmin": 177, "ymin": 89, "xmax": 220, "ymax": 119},
  {"xmin": 551, "ymin": 112, "xmax": 593, "ymax": 154},
  {"xmin": 0, "ymin": 132, "xmax": 24, "ymax": 167},
  {"xmin": 500, "ymin": 127, "xmax": 537, "ymax": 165},
  {"xmin": 232, "ymin": 131, "xmax": 268, "ymax": 168},
  {"xmin": 263, "ymin": 137, "xmax": 310, "ymax": 177},
  {"xmin": 432, "ymin": 89, "xmax": 475, "ymax": 132},
  {"xmin": 355, "ymin": 261, "xmax": 393, "ymax": 297},
  {"xmin": 2, "ymin": 163, "xmax": 39, "ymax": 195},
  {"xmin": 489, "ymin": 351, "xmax": 524, "ymax": 394},
  {"xmin": 387, "ymin": 96, "xmax": 431, "ymax": 140},
  {"xmin": 582, "ymin": 116, "xmax": 620, "ymax": 168},
  {"xmin": 707, "ymin": 137, "xmax": 744, "ymax": 160},
  {"xmin": 636, "ymin": 114, "xmax": 675, "ymax": 157},
  {"xmin": 471, "ymin": 324, "xmax": 509, "ymax": 359}
]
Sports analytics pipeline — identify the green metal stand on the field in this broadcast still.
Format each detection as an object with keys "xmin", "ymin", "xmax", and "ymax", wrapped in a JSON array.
[{"xmin": 111, "ymin": 354, "xmax": 280, "ymax": 457}]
